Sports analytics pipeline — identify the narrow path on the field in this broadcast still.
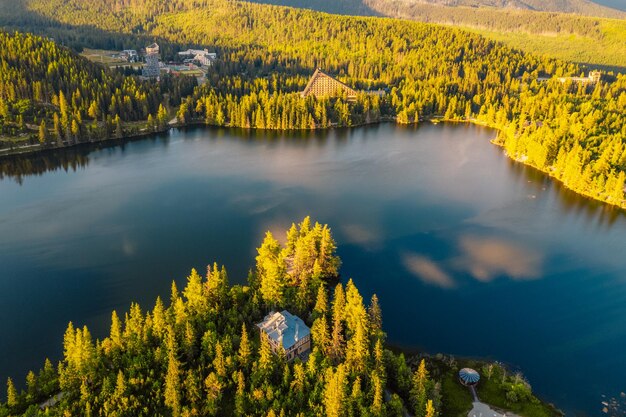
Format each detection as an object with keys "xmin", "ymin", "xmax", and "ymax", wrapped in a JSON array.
[
  {"xmin": 468, "ymin": 401, "xmax": 521, "ymax": 417},
  {"xmin": 470, "ymin": 385, "xmax": 479, "ymax": 402}
]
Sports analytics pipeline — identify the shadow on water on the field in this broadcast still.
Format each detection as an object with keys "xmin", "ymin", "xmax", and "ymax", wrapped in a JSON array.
[
  {"xmin": 178, "ymin": 123, "xmax": 366, "ymax": 146},
  {"xmin": 506, "ymin": 158, "xmax": 625, "ymax": 227},
  {"xmin": 0, "ymin": 132, "xmax": 171, "ymax": 185},
  {"xmin": 0, "ymin": 124, "xmax": 376, "ymax": 184}
]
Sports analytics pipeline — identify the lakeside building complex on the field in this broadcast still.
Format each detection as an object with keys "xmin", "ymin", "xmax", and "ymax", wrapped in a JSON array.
[
  {"xmin": 301, "ymin": 68, "xmax": 358, "ymax": 100},
  {"xmin": 301, "ymin": 68, "xmax": 386, "ymax": 100},
  {"xmin": 178, "ymin": 48, "xmax": 217, "ymax": 67}
]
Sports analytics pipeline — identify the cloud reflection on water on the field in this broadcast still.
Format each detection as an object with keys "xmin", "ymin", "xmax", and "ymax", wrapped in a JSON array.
[
  {"xmin": 402, "ymin": 235, "xmax": 544, "ymax": 289},
  {"xmin": 402, "ymin": 253, "xmax": 456, "ymax": 289},
  {"xmin": 454, "ymin": 235, "xmax": 543, "ymax": 282},
  {"xmin": 341, "ymin": 223, "xmax": 382, "ymax": 250}
]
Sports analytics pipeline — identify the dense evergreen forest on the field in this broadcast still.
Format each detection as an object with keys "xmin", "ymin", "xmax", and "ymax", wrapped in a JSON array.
[
  {"xmin": 0, "ymin": 0, "xmax": 624, "ymax": 209},
  {"xmin": 0, "ymin": 31, "xmax": 195, "ymax": 145},
  {"xmin": 0, "ymin": 218, "xmax": 557, "ymax": 417},
  {"xmin": 245, "ymin": 0, "xmax": 626, "ymax": 68}
]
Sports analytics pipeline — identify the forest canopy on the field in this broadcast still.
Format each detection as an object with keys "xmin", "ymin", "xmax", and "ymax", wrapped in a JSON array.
[
  {"xmin": 0, "ymin": 0, "xmax": 624, "ymax": 209},
  {"xmin": 0, "ymin": 218, "xmax": 437, "ymax": 417}
]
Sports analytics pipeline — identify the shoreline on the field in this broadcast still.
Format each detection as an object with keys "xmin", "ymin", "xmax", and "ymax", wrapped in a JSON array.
[{"xmin": 1, "ymin": 117, "xmax": 624, "ymax": 211}]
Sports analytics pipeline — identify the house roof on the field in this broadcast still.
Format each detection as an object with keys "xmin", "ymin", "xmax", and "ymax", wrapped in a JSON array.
[
  {"xmin": 178, "ymin": 49, "xmax": 215, "ymax": 56},
  {"xmin": 301, "ymin": 68, "xmax": 357, "ymax": 98},
  {"xmin": 146, "ymin": 43, "xmax": 160, "ymax": 54},
  {"xmin": 459, "ymin": 368, "xmax": 480, "ymax": 384},
  {"xmin": 257, "ymin": 310, "xmax": 310, "ymax": 350}
]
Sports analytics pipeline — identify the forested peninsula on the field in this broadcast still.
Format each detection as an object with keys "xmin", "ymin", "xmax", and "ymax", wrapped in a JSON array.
[
  {"xmin": 0, "ymin": 0, "xmax": 624, "ymax": 209},
  {"xmin": 0, "ymin": 218, "xmax": 559, "ymax": 417}
]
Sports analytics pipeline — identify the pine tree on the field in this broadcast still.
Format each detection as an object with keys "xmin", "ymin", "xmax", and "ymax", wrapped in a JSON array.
[
  {"xmin": 171, "ymin": 281, "xmax": 180, "ymax": 305},
  {"xmin": 165, "ymin": 331, "xmax": 181, "ymax": 416},
  {"xmin": 332, "ymin": 283, "xmax": 345, "ymax": 323},
  {"xmin": 183, "ymin": 268, "xmax": 206, "ymax": 315},
  {"xmin": 311, "ymin": 316, "xmax": 330, "ymax": 354},
  {"xmin": 368, "ymin": 294, "xmax": 383, "ymax": 340},
  {"xmin": 206, "ymin": 263, "xmax": 229, "ymax": 307},
  {"xmin": 38, "ymin": 120, "xmax": 48, "ymax": 144},
  {"xmin": 411, "ymin": 359, "xmax": 430, "ymax": 417},
  {"xmin": 346, "ymin": 315, "xmax": 369, "ymax": 373},
  {"xmin": 147, "ymin": 113, "xmax": 155, "ymax": 131},
  {"xmin": 157, "ymin": 104, "xmax": 168, "ymax": 130},
  {"xmin": 330, "ymin": 313, "xmax": 345, "ymax": 363},
  {"xmin": 323, "ymin": 364, "xmax": 347, "ymax": 417},
  {"xmin": 114, "ymin": 115, "xmax": 123, "ymax": 138},
  {"xmin": 235, "ymin": 370, "xmax": 246, "ymax": 416},
  {"xmin": 59, "ymin": 90, "xmax": 69, "ymax": 130},
  {"xmin": 258, "ymin": 332, "xmax": 274, "ymax": 375},
  {"xmin": 314, "ymin": 284, "xmax": 328, "ymax": 317},
  {"xmin": 425, "ymin": 399, "xmax": 435, "ymax": 417},
  {"xmin": 256, "ymin": 232, "xmax": 285, "ymax": 307},
  {"xmin": 152, "ymin": 296, "xmax": 167, "ymax": 338},
  {"xmin": 238, "ymin": 324, "xmax": 252, "ymax": 367},
  {"xmin": 109, "ymin": 310, "xmax": 122, "ymax": 349},
  {"xmin": 25, "ymin": 371, "xmax": 37, "ymax": 402},
  {"xmin": 213, "ymin": 340, "xmax": 227, "ymax": 378},
  {"xmin": 6, "ymin": 377, "xmax": 18, "ymax": 408},
  {"xmin": 371, "ymin": 372, "xmax": 384, "ymax": 416},
  {"xmin": 204, "ymin": 372, "xmax": 222, "ymax": 416},
  {"xmin": 53, "ymin": 112, "xmax": 63, "ymax": 146}
]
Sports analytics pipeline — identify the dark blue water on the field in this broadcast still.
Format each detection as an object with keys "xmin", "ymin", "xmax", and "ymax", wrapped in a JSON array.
[{"xmin": 0, "ymin": 123, "xmax": 624, "ymax": 415}]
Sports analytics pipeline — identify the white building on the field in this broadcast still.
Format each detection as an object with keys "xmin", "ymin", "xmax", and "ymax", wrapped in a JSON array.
[
  {"xmin": 257, "ymin": 310, "xmax": 311, "ymax": 361},
  {"xmin": 558, "ymin": 70, "xmax": 601, "ymax": 85},
  {"xmin": 178, "ymin": 48, "xmax": 216, "ymax": 67},
  {"xmin": 121, "ymin": 49, "xmax": 138, "ymax": 62}
]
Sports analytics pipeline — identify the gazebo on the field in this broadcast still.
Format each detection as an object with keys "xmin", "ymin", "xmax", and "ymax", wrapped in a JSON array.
[{"xmin": 459, "ymin": 368, "xmax": 480, "ymax": 386}]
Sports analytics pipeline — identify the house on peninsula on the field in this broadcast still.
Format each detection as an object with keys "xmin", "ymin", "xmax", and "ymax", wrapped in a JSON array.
[{"xmin": 257, "ymin": 310, "xmax": 311, "ymax": 361}]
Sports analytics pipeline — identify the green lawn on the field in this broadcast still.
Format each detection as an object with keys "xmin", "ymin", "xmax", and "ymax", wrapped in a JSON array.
[
  {"xmin": 81, "ymin": 48, "xmax": 144, "ymax": 70},
  {"xmin": 476, "ymin": 375, "xmax": 559, "ymax": 417},
  {"xmin": 441, "ymin": 370, "xmax": 474, "ymax": 417},
  {"xmin": 436, "ymin": 357, "xmax": 563, "ymax": 417}
]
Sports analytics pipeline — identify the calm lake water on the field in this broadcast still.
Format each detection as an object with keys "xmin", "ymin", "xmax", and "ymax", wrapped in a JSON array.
[{"xmin": 1, "ymin": 123, "xmax": 625, "ymax": 415}]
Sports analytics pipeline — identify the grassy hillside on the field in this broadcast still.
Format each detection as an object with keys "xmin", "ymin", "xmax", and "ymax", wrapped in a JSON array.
[
  {"xmin": 247, "ymin": 0, "xmax": 625, "ymax": 17},
  {"xmin": 388, "ymin": 0, "xmax": 625, "ymax": 18},
  {"xmin": 466, "ymin": 19, "xmax": 626, "ymax": 71},
  {"xmin": 366, "ymin": 0, "xmax": 626, "ymax": 69}
]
